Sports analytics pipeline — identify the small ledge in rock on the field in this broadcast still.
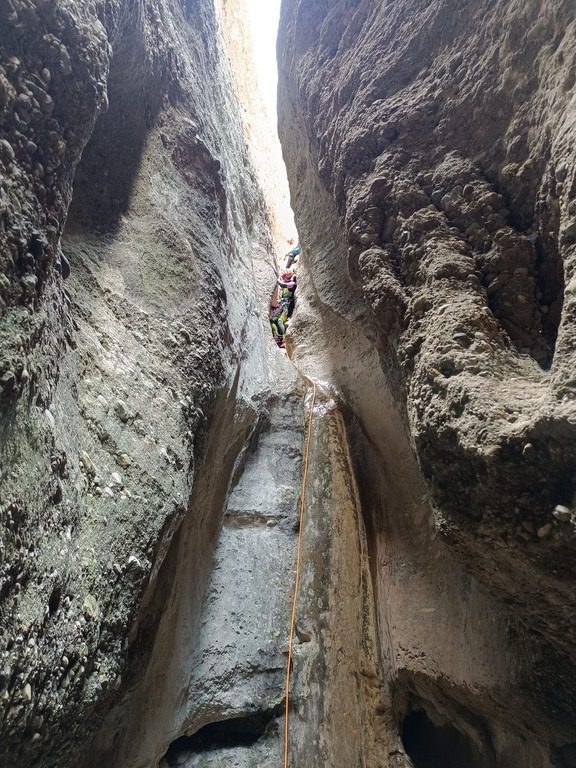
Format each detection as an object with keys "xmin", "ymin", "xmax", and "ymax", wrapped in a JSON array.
[{"xmin": 223, "ymin": 510, "xmax": 284, "ymax": 529}]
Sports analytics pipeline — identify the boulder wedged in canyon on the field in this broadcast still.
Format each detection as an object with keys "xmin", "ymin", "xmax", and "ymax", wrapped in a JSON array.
[{"xmin": 279, "ymin": 0, "xmax": 576, "ymax": 764}]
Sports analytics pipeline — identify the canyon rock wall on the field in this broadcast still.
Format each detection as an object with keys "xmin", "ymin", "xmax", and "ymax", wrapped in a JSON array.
[
  {"xmin": 279, "ymin": 0, "xmax": 576, "ymax": 765},
  {"xmin": 3, "ymin": 0, "xmax": 576, "ymax": 765},
  {"xmin": 0, "ymin": 1, "xmax": 297, "ymax": 765}
]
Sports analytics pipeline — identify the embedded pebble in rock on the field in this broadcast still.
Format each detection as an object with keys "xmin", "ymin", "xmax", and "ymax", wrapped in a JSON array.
[
  {"xmin": 114, "ymin": 400, "xmax": 132, "ymax": 424},
  {"xmin": 125, "ymin": 555, "xmax": 143, "ymax": 574},
  {"xmin": 537, "ymin": 524, "xmax": 553, "ymax": 539},
  {"xmin": 80, "ymin": 451, "xmax": 97, "ymax": 478},
  {"xmin": 82, "ymin": 595, "xmax": 99, "ymax": 620},
  {"xmin": 553, "ymin": 505, "xmax": 572, "ymax": 522}
]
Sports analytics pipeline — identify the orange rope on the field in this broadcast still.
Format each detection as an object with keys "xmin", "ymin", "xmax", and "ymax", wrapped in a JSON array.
[{"xmin": 283, "ymin": 379, "xmax": 317, "ymax": 768}]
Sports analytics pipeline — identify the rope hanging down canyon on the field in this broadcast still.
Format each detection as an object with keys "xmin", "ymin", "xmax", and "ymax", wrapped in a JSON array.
[{"xmin": 283, "ymin": 379, "xmax": 317, "ymax": 768}]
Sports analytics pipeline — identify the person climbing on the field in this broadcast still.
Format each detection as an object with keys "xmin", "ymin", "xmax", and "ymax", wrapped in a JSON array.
[
  {"xmin": 284, "ymin": 240, "xmax": 301, "ymax": 269},
  {"xmin": 270, "ymin": 301, "xmax": 288, "ymax": 348},
  {"xmin": 277, "ymin": 270, "xmax": 296, "ymax": 292},
  {"xmin": 277, "ymin": 270, "xmax": 297, "ymax": 318}
]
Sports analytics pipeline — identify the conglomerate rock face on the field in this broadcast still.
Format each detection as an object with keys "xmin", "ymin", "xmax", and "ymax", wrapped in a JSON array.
[
  {"xmin": 278, "ymin": 0, "xmax": 576, "ymax": 765},
  {"xmin": 0, "ymin": 1, "xmax": 296, "ymax": 765}
]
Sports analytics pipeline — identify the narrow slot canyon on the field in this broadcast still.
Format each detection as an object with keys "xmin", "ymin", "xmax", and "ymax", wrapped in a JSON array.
[{"xmin": 1, "ymin": 2, "xmax": 576, "ymax": 768}]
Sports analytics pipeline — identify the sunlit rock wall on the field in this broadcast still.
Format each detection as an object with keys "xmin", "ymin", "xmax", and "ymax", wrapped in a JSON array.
[{"xmin": 216, "ymin": 0, "xmax": 297, "ymax": 253}]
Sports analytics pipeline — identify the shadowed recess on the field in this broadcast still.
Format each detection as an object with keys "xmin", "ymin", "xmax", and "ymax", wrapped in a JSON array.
[
  {"xmin": 401, "ymin": 709, "xmax": 490, "ymax": 768},
  {"xmin": 163, "ymin": 706, "xmax": 282, "ymax": 764},
  {"xmin": 66, "ymin": 7, "xmax": 165, "ymax": 233},
  {"xmin": 555, "ymin": 743, "xmax": 576, "ymax": 768}
]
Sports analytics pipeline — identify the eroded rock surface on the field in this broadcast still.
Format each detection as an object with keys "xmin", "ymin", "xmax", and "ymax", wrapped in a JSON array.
[
  {"xmin": 4, "ymin": 0, "xmax": 576, "ymax": 765},
  {"xmin": 279, "ymin": 0, "xmax": 576, "ymax": 764},
  {"xmin": 92, "ymin": 387, "xmax": 305, "ymax": 768},
  {"xmin": 0, "ymin": 1, "xmax": 292, "ymax": 765}
]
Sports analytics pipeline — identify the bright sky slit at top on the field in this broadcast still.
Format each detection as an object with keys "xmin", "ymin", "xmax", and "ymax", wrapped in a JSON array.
[
  {"xmin": 243, "ymin": 0, "xmax": 297, "ymax": 247},
  {"xmin": 245, "ymin": 0, "xmax": 282, "ymax": 114}
]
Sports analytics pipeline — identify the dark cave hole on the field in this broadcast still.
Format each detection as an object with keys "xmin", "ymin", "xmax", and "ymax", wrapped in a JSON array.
[
  {"xmin": 162, "ymin": 707, "xmax": 280, "ymax": 764},
  {"xmin": 401, "ymin": 710, "xmax": 488, "ymax": 768},
  {"xmin": 48, "ymin": 585, "xmax": 62, "ymax": 615},
  {"xmin": 555, "ymin": 743, "xmax": 576, "ymax": 768}
]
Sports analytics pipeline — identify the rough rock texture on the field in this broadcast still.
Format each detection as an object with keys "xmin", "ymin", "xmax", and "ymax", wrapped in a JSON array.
[
  {"xmin": 0, "ymin": 1, "xmax": 297, "ymax": 765},
  {"xmin": 5, "ymin": 0, "xmax": 576, "ymax": 765},
  {"xmin": 279, "ymin": 0, "xmax": 576, "ymax": 765},
  {"xmin": 287, "ymin": 388, "xmax": 392, "ymax": 767},
  {"xmin": 91, "ymin": 384, "xmax": 305, "ymax": 768}
]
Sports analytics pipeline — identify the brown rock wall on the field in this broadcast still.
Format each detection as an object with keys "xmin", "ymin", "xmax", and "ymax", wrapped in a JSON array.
[{"xmin": 279, "ymin": 0, "xmax": 576, "ymax": 762}]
